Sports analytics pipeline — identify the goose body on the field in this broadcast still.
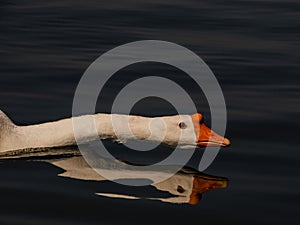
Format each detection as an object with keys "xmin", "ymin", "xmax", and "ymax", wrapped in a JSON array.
[{"xmin": 0, "ymin": 110, "xmax": 230, "ymax": 153}]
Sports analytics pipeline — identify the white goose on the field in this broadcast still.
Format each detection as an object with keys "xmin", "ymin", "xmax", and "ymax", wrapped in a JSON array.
[{"xmin": 0, "ymin": 110, "xmax": 230, "ymax": 153}]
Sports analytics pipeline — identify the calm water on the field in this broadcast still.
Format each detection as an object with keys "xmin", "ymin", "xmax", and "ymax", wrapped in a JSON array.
[{"xmin": 0, "ymin": 0, "xmax": 299, "ymax": 224}]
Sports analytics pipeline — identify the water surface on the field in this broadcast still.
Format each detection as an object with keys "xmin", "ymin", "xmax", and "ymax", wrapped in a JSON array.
[{"xmin": 0, "ymin": 0, "xmax": 299, "ymax": 224}]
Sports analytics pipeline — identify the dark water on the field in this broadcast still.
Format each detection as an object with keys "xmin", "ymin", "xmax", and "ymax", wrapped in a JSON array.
[{"xmin": 0, "ymin": 0, "xmax": 299, "ymax": 224}]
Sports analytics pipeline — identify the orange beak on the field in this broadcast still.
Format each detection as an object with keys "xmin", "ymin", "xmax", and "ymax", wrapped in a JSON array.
[{"xmin": 191, "ymin": 113, "xmax": 230, "ymax": 147}]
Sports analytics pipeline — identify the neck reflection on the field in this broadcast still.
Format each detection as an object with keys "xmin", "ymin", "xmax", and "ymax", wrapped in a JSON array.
[{"xmin": 1, "ymin": 146, "xmax": 228, "ymax": 205}]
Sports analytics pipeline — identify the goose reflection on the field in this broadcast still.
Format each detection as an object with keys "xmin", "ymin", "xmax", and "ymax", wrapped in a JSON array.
[{"xmin": 0, "ymin": 146, "xmax": 228, "ymax": 205}]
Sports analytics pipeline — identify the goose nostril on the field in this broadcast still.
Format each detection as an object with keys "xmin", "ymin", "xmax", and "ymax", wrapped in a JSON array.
[{"xmin": 200, "ymin": 117, "xmax": 205, "ymax": 124}]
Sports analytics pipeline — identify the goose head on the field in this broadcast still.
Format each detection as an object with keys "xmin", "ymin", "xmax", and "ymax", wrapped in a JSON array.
[{"xmin": 152, "ymin": 113, "xmax": 230, "ymax": 149}]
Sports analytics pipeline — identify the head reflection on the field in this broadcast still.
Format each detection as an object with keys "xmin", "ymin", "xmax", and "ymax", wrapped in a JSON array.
[
  {"xmin": 0, "ymin": 146, "xmax": 227, "ymax": 205},
  {"xmin": 46, "ymin": 148, "xmax": 228, "ymax": 205}
]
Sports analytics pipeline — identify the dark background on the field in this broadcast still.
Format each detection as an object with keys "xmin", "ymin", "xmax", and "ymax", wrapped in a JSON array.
[{"xmin": 0, "ymin": 0, "xmax": 299, "ymax": 224}]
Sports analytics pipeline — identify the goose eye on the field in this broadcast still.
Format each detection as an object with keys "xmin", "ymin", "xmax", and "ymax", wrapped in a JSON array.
[
  {"xmin": 178, "ymin": 122, "xmax": 187, "ymax": 129},
  {"xmin": 177, "ymin": 185, "xmax": 185, "ymax": 193}
]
